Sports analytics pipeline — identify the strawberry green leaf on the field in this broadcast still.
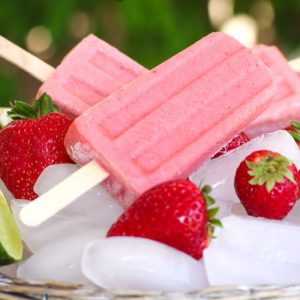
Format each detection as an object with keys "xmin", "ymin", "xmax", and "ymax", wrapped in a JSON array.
[
  {"xmin": 274, "ymin": 173, "xmax": 285, "ymax": 184},
  {"xmin": 280, "ymin": 167, "xmax": 296, "ymax": 183},
  {"xmin": 289, "ymin": 131, "xmax": 300, "ymax": 142},
  {"xmin": 249, "ymin": 177, "xmax": 259, "ymax": 185},
  {"xmin": 7, "ymin": 108, "xmax": 19, "ymax": 116},
  {"xmin": 207, "ymin": 224, "xmax": 215, "ymax": 238},
  {"xmin": 246, "ymin": 151, "xmax": 296, "ymax": 193},
  {"xmin": 273, "ymin": 156, "xmax": 292, "ymax": 166},
  {"xmin": 202, "ymin": 185, "xmax": 211, "ymax": 194},
  {"xmin": 15, "ymin": 102, "xmax": 38, "ymax": 118},
  {"xmin": 207, "ymin": 207, "xmax": 219, "ymax": 219},
  {"xmin": 9, "ymin": 93, "xmax": 63, "ymax": 121},
  {"xmin": 210, "ymin": 218, "xmax": 223, "ymax": 228},
  {"xmin": 6, "ymin": 113, "xmax": 28, "ymax": 119},
  {"xmin": 204, "ymin": 195, "xmax": 215, "ymax": 206},
  {"xmin": 291, "ymin": 121, "xmax": 300, "ymax": 131},
  {"xmin": 32, "ymin": 100, "xmax": 39, "ymax": 112},
  {"xmin": 258, "ymin": 174, "xmax": 267, "ymax": 186},
  {"xmin": 53, "ymin": 104, "xmax": 61, "ymax": 114},
  {"xmin": 266, "ymin": 177, "xmax": 275, "ymax": 192},
  {"xmin": 38, "ymin": 93, "xmax": 53, "ymax": 117},
  {"xmin": 246, "ymin": 161, "xmax": 257, "ymax": 170},
  {"xmin": 198, "ymin": 183, "xmax": 222, "ymax": 237}
]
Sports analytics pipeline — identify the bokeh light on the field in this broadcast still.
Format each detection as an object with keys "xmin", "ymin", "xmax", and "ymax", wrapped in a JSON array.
[
  {"xmin": 250, "ymin": 0, "xmax": 274, "ymax": 30},
  {"xmin": 69, "ymin": 11, "xmax": 92, "ymax": 39},
  {"xmin": 208, "ymin": 0, "xmax": 234, "ymax": 28},
  {"xmin": 220, "ymin": 14, "xmax": 258, "ymax": 47},
  {"xmin": 26, "ymin": 26, "xmax": 53, "ymax": 54}
]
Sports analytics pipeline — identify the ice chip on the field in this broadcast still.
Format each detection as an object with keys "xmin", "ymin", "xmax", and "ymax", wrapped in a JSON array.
[
  {"xmin": 11, "ymin": 199, "xmax": 91, "ymax": 253},
  {"xmin": 82, "ymin": 237, "xmax": 208, "ymax": 292},
  {"xmin": 34, "ymin": 164, "xmax": 80, "ymax": 195},
  {"xmin": 231, "ymin": 203, "xmax": 247, "ymax": 216},
  {"xmin": 0, "ymin": 179, "xmax": 14, "ymax": 206},
  {"xmin": 190, "ymin": 131, "xmax": 300, "ymax": 206},
  {"xmin": 211, "ymin": 215, "xmax": 300, "ymax": 264},
  {"xmin": 0, "ymin": 242, "xmax": 32, "ymax": 277},
  {"xmin": 284, "ymin": 201, "xmax": 300, "ymax": 223},
  {"xmin": 17, "ymin": 226, "xmax": 109, "ymax": 284},
  {"xmin": 34, "ymin": 164, "xmax": 124, "ymax": 224},
  {"xmin": 204, "ymin": 248, "xmax": 300, "ymax": 285}
]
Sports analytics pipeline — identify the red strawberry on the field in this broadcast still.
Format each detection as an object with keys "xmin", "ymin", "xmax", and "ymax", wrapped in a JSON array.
[
  {"xmin": 234, "ymin": 150, "xmax": 300, "ymax": 220},
  {"xmin": 283, "ymin": 121, "xmax": 300, "ymax": 149},
  {"xmin": 107, "ymin": 179, "xmax": 222, "ymax": 260},
  {"xmin": 0, "ymin": 93, "xmax": 75, "ymax": 200},
  {"xmin": 212, "ymin": 131, "xmax": 250, "ymax": 159}
]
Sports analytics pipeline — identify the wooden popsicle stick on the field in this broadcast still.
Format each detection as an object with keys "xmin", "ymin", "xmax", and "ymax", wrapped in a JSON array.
[
  {"xmin": 288, "ymin": 58, "xmax": 300, "ymax": 73},
  {"xmin": 0, "ymin": 36, "xmax": 55, "ymax": 82},
  {"xmin": 19, "ymin": 161, "xmax": 109, "ymax": 227}
]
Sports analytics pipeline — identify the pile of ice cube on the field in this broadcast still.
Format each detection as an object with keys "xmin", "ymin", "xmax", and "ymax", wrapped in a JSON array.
[{"xmin": 3, "ymin": 130, "xmax": 300, "ymax": 292}]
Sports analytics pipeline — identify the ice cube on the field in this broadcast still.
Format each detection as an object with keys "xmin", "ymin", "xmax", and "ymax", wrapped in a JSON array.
[
  {"xmin": 17, "ymin": 226, "xmax": 109, "ymax": 284},
  {"xmin": 0, "ymin": 179, "xmax": 14, "ymax": 206},
  {"xmin": 190, "ymin": 131, "xmax": 300, "ymax": 206},
  {"xmin": 11, "ymin": 199, "xmax": 92, "ymax": 253},
  {"xmin": 82, "ymin": 237, "xmax": 208, "ymax": 292},
  {"xmin": 0, "ymin": 242, "xmax": 32, "ymax": 277},
  {"xmin": 204, "ymin": 248, "xmax": 300, "ymax": 285},
  {"xmin": 211, "ymin": 215, "xmax": 300, "ymax": 264},
  {"xmin": 34, "ymin": 164, "xmax": 80, "ymax": 195},
  {"xmin": 284, "ymin": 201, "xmax": 300, "ymax": 223},
  {"xmin": 231, "ymin": 203, "xmax": 247, "ymax": 216},
  {"xmin": 34, "ymin": 164, "xmax": 124, "ymax": 224}
]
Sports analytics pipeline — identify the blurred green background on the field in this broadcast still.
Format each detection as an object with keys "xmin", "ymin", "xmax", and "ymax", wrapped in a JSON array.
[{"xmin": 0, "ymin": 0, "xmax": 300, "ymax": 107}]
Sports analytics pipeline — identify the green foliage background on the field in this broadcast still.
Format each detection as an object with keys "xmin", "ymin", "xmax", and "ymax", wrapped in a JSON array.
[{"xmin": 0, "ymin": 0, "xmax": 299, "ymax": 107}]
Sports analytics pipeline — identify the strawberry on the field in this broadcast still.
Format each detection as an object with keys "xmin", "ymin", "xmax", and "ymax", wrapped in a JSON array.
[
  {"xmin": 107, "ymin": 179, "xmax": 222, "ymax": 260},
  {"xmin": 234, "ymin": 150, "xmax": 300, "ymax": 220},
  {"xmin": 212, "ymin": 131, "xmax": 250, "ymax": 159},
  {"xmin": 283, "ymin": 121, "xmax": 300, "ymax": 149},
  {"xmin": 0, "ymin": 93, "xmax": 75, "ymax": 200}
]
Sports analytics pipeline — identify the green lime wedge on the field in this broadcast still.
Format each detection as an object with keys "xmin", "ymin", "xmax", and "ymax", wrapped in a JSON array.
[{"xmin": 0, "ymin": 190, "xmax": 23, "ymax": 266}]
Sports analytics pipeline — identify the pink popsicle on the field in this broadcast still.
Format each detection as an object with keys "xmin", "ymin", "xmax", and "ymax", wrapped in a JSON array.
[
  {"xmin": 64, "ymin": 32, "xmax": 276, "ymax": 209},
  {"xmin": 37, "ymin": 34, "xmax": 148, "ymax": 117},
  {"xmin": 245, "ymin": 45, "xmax": 300, "ymax": 138}
]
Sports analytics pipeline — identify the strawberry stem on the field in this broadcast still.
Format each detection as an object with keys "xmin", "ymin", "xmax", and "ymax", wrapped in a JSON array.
[
  {"xmin": 200, "ymin": 184, "xmax": 222, "ymax": 238},
  {"xmin": 246, "ymin": 151, "xmax": 295, "ymax": 192},
  {"xmin": 7, "ymin": 93, "xmax": 62, "ymax": 121}
]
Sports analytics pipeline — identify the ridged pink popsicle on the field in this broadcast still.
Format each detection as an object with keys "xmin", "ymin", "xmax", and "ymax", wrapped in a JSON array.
[
  {"xmin": 64, "ymin": 32, "xmax": 276, "ymax": 209},
  {"xmin": 245, "ymin": 45, "xmax": 300, "ymax": 138},
  {"xmin": 37, "ymin": 34, "xmax": 147, "ymax": 117}
]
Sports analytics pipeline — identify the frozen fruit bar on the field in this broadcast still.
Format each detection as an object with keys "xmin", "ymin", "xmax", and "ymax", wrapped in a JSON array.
[
  {"xmin": 64, "ymin": 32, "xmax": 276, "ymax": 209},
  {"xmin": 245, "ymin": 45, "xmax": 300, "ymax": 138},
  {"xmin": 37, "ymin": 34, "xmax": 147, "ymax": 117}
]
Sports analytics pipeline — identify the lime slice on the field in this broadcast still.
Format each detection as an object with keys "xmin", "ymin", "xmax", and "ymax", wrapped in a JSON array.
[{"xmin": 0, "ymin": 190, "xmax": 23, "ymax": 265}]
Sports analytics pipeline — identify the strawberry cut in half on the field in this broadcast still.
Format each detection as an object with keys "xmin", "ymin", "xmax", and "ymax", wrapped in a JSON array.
[
  {"xmin": 0, "ymin": 93, "xmax": 75, "ymax": 200},
  {"xmin": 107, "ymin": 179, "xmax": 222, "ymax": 260},
  {"xmin": 234, "ymin": 150, "xmax": 300, "ymax": 220}
]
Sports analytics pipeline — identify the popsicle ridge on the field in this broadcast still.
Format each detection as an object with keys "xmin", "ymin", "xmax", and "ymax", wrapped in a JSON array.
[
  {"xmin": 62, "ymin": 75, "xmax": 108, "ymax": 106},
  {"xmin": 124, "ymin": 47, "xmax": 273, "ymax": 172},
  {"xmin": 37, "ymin": 34, "xmax": 148, "ymax": 117},
  {"xmin": 96, "ymin": 33, "xmax": 245, "ymax": 138},
  {"xmin": 245, "ymin": 45, "xmax": 300, "ymax": 138},
  {"xmin": 65, "ymin": 32, "xmax": 276, "ymax": 209},
  {"xmin": 88, "ymin": 48, "xmax": 144, "ymax": 83}
]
